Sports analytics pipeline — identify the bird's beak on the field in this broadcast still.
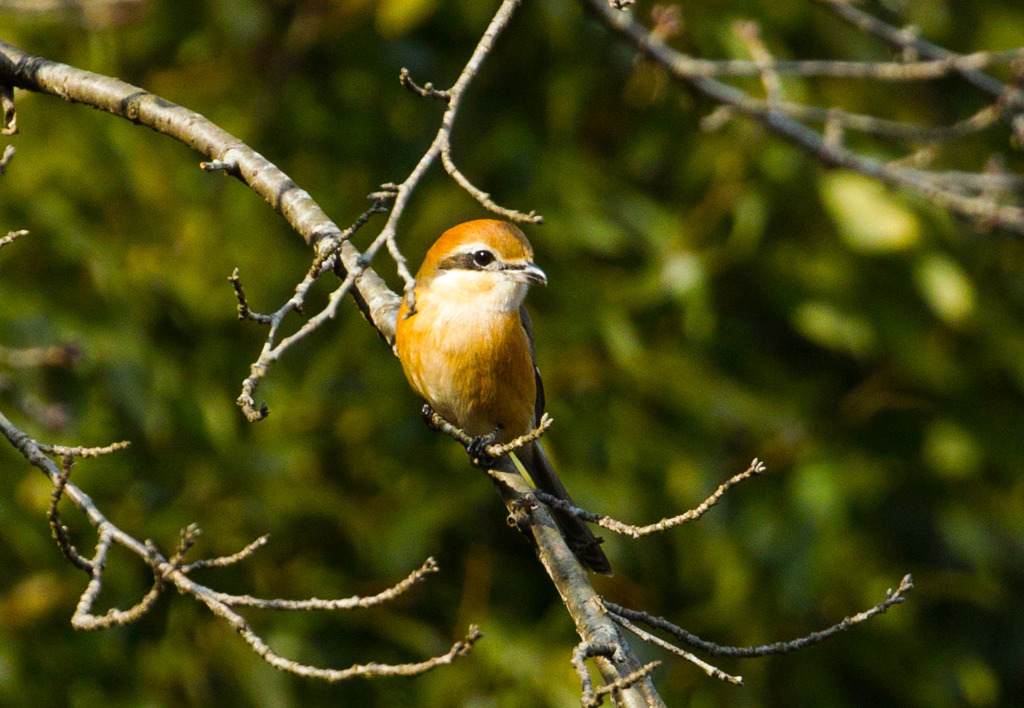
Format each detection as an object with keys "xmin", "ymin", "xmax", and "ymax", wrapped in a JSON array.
[{"xmin": 509, "ymin": 262, "xmax": 547, "ymax": 286}]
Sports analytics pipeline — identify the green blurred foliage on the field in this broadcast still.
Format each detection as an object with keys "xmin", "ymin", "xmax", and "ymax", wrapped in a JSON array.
[{"xmin": 1, "ymin": 0, "xmax": 1023, "ymax": 705}]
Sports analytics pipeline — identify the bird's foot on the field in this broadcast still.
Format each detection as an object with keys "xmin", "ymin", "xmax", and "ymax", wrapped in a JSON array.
[
  {"xmin": 421, "ymin": 403, "xmax": 441, "ymax": 430},
  {"xmin": 467, "ymin": 426, "xmax": 503, "ymax": 469}
]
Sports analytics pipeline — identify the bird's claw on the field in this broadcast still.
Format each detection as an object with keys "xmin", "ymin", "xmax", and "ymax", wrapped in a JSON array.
[
  {"xmin": 421, "ymin": 404, "xmax": 441, "ymax": 430},
  {"xmin": 420, "ymin": 404, "xmax": 502, "ymax": 467},
  {"xmin": 467, "ymin": 427, "xmax": 502, "ymax": 469},
  {"xmin": 467, "ymin": 437, "xmax": 495, "ymax": 468}
]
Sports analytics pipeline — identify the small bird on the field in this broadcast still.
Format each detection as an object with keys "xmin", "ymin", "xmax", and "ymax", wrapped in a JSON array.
[{"xmin": 395, "ymin": 219, "xmax": 612, "ymax": 575}]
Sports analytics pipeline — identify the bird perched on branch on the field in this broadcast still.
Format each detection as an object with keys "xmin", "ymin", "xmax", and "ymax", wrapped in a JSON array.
[{"xmin": 395, "ymin": 219, "xmax": 612, "ymax": 575}]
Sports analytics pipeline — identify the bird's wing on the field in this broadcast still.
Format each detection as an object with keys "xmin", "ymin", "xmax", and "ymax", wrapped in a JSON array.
[
  {"xmin": 519, "ymin": 304, "xmax": 546, "ymax": 422},
  {"xmin": 516, "ymin": 305, "xmax": 611, "ymax": 575}
]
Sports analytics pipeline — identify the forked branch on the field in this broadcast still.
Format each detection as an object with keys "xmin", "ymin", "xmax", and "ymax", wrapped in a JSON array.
[
  {"xmin": 0, "ymin": 407, "xmax": 475, "ymax": 678},
  {"xmin": 535, "ymin": 459, "xmax": 766, "ymax": 538},
  {"xmin": 229, "ymin": 0, "xmax": 538, "ymax": 419},
  {"xmin": 603, "ymin": 574, "xmax": 914, "ymax": 686},
  {"xmin": 0, "ymin": 1, "xmax": 940, "ymax": 699},
  {"xmin": 420, "ymin": 406, "xmax": 912, "ymax": 692},
  {"xmin": 583, "ymin": 0, "xmax": 1024, "ymax": 234}
]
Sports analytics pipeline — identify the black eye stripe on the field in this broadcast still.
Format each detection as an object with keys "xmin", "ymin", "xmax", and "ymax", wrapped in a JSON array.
[{"xmin": 438, "ymin": 250, "xmax": 502, "ymax": 271}]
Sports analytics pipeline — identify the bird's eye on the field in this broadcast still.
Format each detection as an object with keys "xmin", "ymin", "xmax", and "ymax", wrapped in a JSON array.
[{"xmin": 472, "ymin": 250, "xmax": 494, "ymax": 267}]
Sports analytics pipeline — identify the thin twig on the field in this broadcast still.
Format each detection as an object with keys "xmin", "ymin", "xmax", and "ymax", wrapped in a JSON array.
[
  {"xmin": 733, "ymin": 20, "xmax": 782, "ymax": 104},
  {"xmin": 72, "ymin": 531, "xmax": 166, "ymax": 630},
  {"xmin": 0, "ymin": 228, "xmax": 27, "ymax": 250},
  {"xmin": 399, "ymin": 68, "xmax": 451, "ymax": 102},
  {"xmin": 37, "ymin": 440, "xmax": 130, "ymax": 458},
  {"xmin": 204, "ymin": 557, "xmax": 441, "ymax": 611},
  {"xmin": 1, "ymin": 84, "xmax": 16, "ymax": 135},
  {"xmin": 236, "ymin": 264, "xmax": 358, "ymax": 421},
  {"xmin": 572, "ymin": 640, "xmax": 660, "ymax": 708},
  {"xmin": 610, "ymin": 611, "xmax": 741, "ymax": 685},
  {"xmin": 582, "ymin": 0, "xmax": 1024, "ymax": 234},
  {"xmin": 181, "ymin": 534, "xmax": 270, "ymax": 572},
  {"xmin": 0, "ymin": 144, "xmax": 14, "ymax": 174},
  {"xmin": 0, "ymin": 408, "xmax": 477, "ymax": 678},
  {"xmin": 621, "ymin": 46, "xmax": 1024, "ymax": 82},
  {"xmin": 604, "ymin": 574, "xmax": 914, "ymax": 658},
  {"xmin": 47, "ymin": 457, "xmax": 94, "ymax": 572},
  {"xmin": 534, "ymin": 459, "xmax": 765, "ymax": 538},
  {"xmin": 733, "ymin": 99, "xmax": 1002, "ymax": 143},
  {"xmin": 233, "ymin": 199, "xmax": 391, "ymax": 420},
  {"xmin": 209, "ymin": 610, "xmax": 481, "ymax": 682},
  {"xmin": 591, "ymin": 661, "xmax": 661, "ymax": 707},
  {"xmin": 168, "ymin": 522, "xmax": 203, "ymax": 569},
  {"xmin": 228, "ymin": 268, "xmax": 272, "ymax": 324},
  {"xmin": 422, "ymin": 405, "xmax": 553, "ymax": 459},
  {"xmin": 573, "ymin": 641, "xmax": 617, "ymax": 707},
  {"xmin": 822, "ymin": 0, "xmax": 1024, "ymax": 118},
  {"xmin": 359, "ymin": 0, "xmax": 537, "ymax": 308},
  {"xmin": 440, "ymin": 148, "xmax": 544, "ymax": 224}
]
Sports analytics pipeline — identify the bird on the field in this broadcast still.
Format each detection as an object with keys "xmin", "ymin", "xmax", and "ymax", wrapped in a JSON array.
[{"xmin": 394, "ymin": 219, "xmax": 612, "ymax": 575}]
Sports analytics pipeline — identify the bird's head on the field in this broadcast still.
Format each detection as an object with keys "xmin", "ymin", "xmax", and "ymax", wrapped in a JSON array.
[{"xmin": 413, "ymin": 220, "xmax": 546, "ymax": 312}]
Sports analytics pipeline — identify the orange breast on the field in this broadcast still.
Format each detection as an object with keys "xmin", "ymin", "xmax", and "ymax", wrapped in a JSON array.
[{"xmin": 396, "ymin": 299, "xmax": 537, "ymax": 442}]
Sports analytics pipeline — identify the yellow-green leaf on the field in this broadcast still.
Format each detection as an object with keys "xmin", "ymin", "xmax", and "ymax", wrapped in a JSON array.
[{"xmin": 821, "ymin": 172, "xmax": 920, "ymax": 252}]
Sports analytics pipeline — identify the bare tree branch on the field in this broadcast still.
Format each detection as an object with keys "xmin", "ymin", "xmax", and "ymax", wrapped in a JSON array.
[
  {"xmin": 202, "ymin": 557, "xmax": 441, "ymax": 611},
  {"xmin": 233, "ymin": 199, "xmax": 389, "ymax": 420},
  {"xmin": 47, "ymin": 456, "xmax": 96, "ymax": 572},
  {"xmin": 180, "ymin": 533, "xmax": 271, "ymax": 573},
  {"xmin": 608, "ymin": 612, "xmax": 742, "ymax": 685},
  {"xmin": 573, "ymin": 640, "xmax": 662, "ymax": 707},
  {"xmin": 605, "ymin": 574, "xmax": 914, "ymax": 659},
  {"xmin": 361, "ymin": 0, "xmax": 540, "ymax": 324},
  {"xmin": 391, "ymin": 2, "xmax": 543, "ymax": 234},
  {"xmin": 582, "ymin": 0, "xmax": 1024, "ymax": 234},
  {"xmin": 733, "ymin": 20, "xmax": 783, "ymax": 104},
  {"xmin": 422, "ymin": 404, "xmax": 554, "ymax": 461},
  {"xmin": 533, "ymin": 460, "xmax": 766, "ymax": 538},
  {"xmin": 617, "ymin": 46, "xmax": 1024, "ymax": 82},
  {"xmin": 0, "ymin": 36, "xmax": 403, "ymax": 403},
  {"xmin": 225, "ymin": 0, "xmax": 536, "ymax": 419},
  {"xmin": 726, "ymin": 101, "xmax": 1003, "ymax": 143},
  {"xmin": 0, "ymin": 0, "xmax": 937, "ymax": 697},
  {"xmin": 0, "ymin": 15, "xmax": 659, "ymax": 701},
  {"xmin": 399, "ymin": 67, "xmax": 451, "ymax": 101},
  {"xmin": 823, "ymin": 0, "xmax": 1024, "ymax": 126},
  {"xmin": 0, "ymin": 226, "xmax": 26, "ymax": 250},
  {"xmin": 0, "ymin": 83, "xmax": 15, "ymax": 134},
  {"xmin": 487, "ymin": 456, "xmax": 666, "ymax": 707},
  {"xmin": 37, "ymin": 439, "xmax": 130, "ymax": 457},
  {"xmin": 1, "ymin": 406, "xmax": 475, "ymax": 677},
  {"xmin": 0, "ymin": 143, "xmax": 13, "ymax": 173}
]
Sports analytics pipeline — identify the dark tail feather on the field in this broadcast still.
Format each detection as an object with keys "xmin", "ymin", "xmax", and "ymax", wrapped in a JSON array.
[{"xmin": 519, "ymin": 442, "xmax": 613, "ymax": 576}]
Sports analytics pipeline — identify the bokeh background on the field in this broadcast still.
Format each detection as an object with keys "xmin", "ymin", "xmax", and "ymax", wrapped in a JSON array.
[{"xmin": 2, "ymin": 1, "xmax": 1023, "ymax": 705}]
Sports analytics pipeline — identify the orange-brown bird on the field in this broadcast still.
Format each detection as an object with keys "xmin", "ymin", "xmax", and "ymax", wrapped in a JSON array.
[{"xmin": 395, "ymin": 219, "xmax": 611, "ymax": 574}]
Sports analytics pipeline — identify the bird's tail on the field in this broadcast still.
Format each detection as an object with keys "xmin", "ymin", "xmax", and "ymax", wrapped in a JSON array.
[{"xmin": 516, "ymin": 442, "xmax": 613, "ymax": 576}]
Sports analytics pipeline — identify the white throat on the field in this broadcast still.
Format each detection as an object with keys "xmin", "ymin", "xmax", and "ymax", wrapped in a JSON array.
[{"xmin": 427, "ymin": 269, "xmax": 529, "ymax": 313}]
